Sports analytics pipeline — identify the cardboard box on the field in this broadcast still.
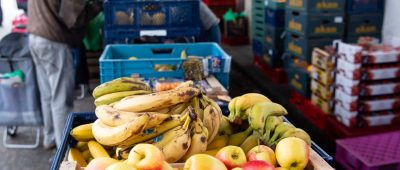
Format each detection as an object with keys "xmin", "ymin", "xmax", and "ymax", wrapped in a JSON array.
[
  {"xmin": 311, "ymin": 79, "xmax": 333, "ymax": 100},
  {"xmin": 336, "ymin": 62, "xmax": 400, "ymax": 81},
  {"xmin": 311, "ymin": 66, "xmax": 334, "ymax": 85},
  {"xmin": 335, "ymin": 90, "xmax": 400, "ymax": 112},
  {"xmin": 285, "ymin": 9, "xmax": 344, "ymax": 38},
  {"xmin": 312, "ymin": 47, "xmax": 336, "ymax": 70},
  {"xmin": 311, "ymin": 93, "xmax": 332, "ymax": 114},
  {"xmin": 337, "ymin": 41, "xmax": 400, "ymax": 64},
  {"xmin": 337, "ymin": 80, "xmax": 400, "ymax": 96},
  {"xmin": 286, "ymin": 0, "xmax": 345, "ymax": 14}
]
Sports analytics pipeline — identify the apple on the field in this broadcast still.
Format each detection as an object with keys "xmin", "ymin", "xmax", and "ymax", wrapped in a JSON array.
[
  {"xmin": 246, "ymin": 145, "xmax": 277, "ymax": 166},
  {"xmin": 242, "ymin": 160, "xmax": 275, "ymax": 170},
  {"xmin": 232, "ymin": 168, "xmax": 243, "ymax": 170},
  {"xmin": 184, "ymin": 154, "xmax": 227, "ymax": 170},
  {"xmin": 86, "ymin": 157, "xmax": 119, "ymax": 170},
  {"xmin": 216, "ymin": 146, "xmax": 247, "ymax": 169},
  {"xmin": 275, "ymin": 167, "xmax": 289, "ymax": 170},
  {"xmin": 127, "ymin": 143, "xmax": 164, "ymax": 170},
  {"xmin": 105, "ymin": 162, "xmax": 137, "ymax": 170},
  {"xmin": 275, "ymin": 137, "xmax": 309, "ymax": 170}
]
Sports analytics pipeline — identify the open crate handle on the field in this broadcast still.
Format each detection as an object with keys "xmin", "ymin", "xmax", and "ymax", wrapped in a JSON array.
[{"xmin": 151, "ymin": 48, "xmax": 174, "ymax": 55}]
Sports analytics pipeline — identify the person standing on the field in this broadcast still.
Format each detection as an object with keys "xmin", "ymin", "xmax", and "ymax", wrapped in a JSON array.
[
  {"xmin": 28, "ymin": 0, "xmax": 100, "ymax": 149},
  {"xmin": 198, "ymin": 2, "xmax": 221, "ymax": 43}
]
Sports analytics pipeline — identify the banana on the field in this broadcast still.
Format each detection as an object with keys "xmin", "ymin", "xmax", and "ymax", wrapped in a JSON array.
[
  {"xmin": 234, "ymin": 93, "xmax": 271, "ymax": 121},
  {"xmin": 81, "ymin": 149, "xmax": 92, "ymax": 161},
  {"xmin": 248, "ymin": 102, "xmax": 288, "ymax": 134},
  {"xmin": 175, "ymin": 80, "xmax": 193, "ymax": 89},
  {"xmin": 68, "ymin": 147, "xmax": 88, "ymax": 167},
  {"xmin": 117, "ymin": 115, "xmax": 183, "ymax": 147},
  {"xmin": 263, "ymin": 116, "xmax": 284, "ymax": 142},
  {"xmin": 113, "ymin": 86, "xmax": 200, "ymax": 112},
  {"xmin": 70, "ymin": 123, "xmax": 94, "ymax": 142},
  {"xmin": 228, "ymin": 97, "xmax": 239, "ymax": 116},
  {"xmin": 202, "ymin": 148, "xmax": 221, "ymax": 156},
  {"xmin": 202, "ymin": 104, "xmax": 221, "ymax": 143},
  {"xmin": 76, "ymin": 141, "xmax": 88, "ymax": 151},
  {"xmin": 157, "ymin": 112, "xmax": 194, "ymax": 163},
  {"xmin": 181, "ymin": 119, "xmax": 209, "ymax": 161},
  {"xmin": 94, "ymin": 90, "xmax": 151, "ymax": 106},
  {"xmin": 227, "ymin": 127, "xmax": 253, "ymax": 146},
  {"xmin": 115, "ymin": 146, "xmax": 131, "ymax": 160},
  {"xmin": 218, "ymin": 116, "xmax": 234, "ymax": 135},
  {"xmin": 191, "ymin": 97, "xmax": 205, "ymax": 120},
  {"xmin": 88, "ymin": 140, "xmax": 110, "ymax": 158},
  {"xmin": 92, "ymin": 113, "xmax": 149, "ymax": 146},
  {"xmin": 95, "ymin": 105, "xmax": 171, "ymax": 128},
  {"xmin": 268, "ymin": 122, "xmax": 295, "ymax": 145},
  {"xmin": 92, "ymin": 77, "xmax": 150, "ymax": 99},
  {"xmin": 168, "ymin": 102, "xmax": 190, "ymax": 115},
  {"xmin": 207, "ymin": 134, "xmax": 229, "ymax": 150},
  {"xmin": 273, "ymin": 128, "xmax": 311, "ymax": 146},
  {"xmin": 240, "ymin": 134, "xmax": 259, "ymax": 154},
  {"xmin": 180, "ymin": 48, "xmax": 187, "ymax": 59}
]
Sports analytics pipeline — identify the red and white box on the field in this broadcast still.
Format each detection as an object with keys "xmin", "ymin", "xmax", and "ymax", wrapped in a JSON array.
[
  {"xmin": 337, "ymin": 42, "xmax": 400, "ymax": 64},
  {"xmin": 337, "ymin": 80, "xmax": 400, "ymax": 96},
  {"xmin": 335, "ymin": 90, "xmax": 400, "ymax": 112},
  {"xmin": 336, "ymin": 62, "xmax": 400, "ymax": 81}
]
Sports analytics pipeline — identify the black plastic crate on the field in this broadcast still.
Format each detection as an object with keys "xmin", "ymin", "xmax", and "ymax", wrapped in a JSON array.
[
  {"xmin": 346, "ymin": 0, "xmax": 385, "ymax": 14},
  {"xmin": 345, "ymin": 13, "xmax": 383, "ymax": 37},
  {"xmin": 286, "ymin": 0, "xmax": 345, "ymax": 14},
  {"xmin": 265, "ymin": 8, "xmax": 285, "ymax": 27}
]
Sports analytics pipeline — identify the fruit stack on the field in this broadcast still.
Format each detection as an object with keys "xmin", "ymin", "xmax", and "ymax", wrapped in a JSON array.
[
  {"xmin": 333, "ymin": 41, "xmax": 400, "ymax": 128},
  {"xmin": 310, "ymin": 47, "xmax": 336, "ymax": 114},
  {"xmin": 251, "ymin": 0, "xmax": 286, "ymax": 68},
  {"xmin": 344, "ymin": 0, "xmax": 384, "ymax": 43},
  {"xmin": 284, "ymin": 0, "xmax": 345, "ymax": 98},
  {"xmin": 66, "ymin": 77, "xmax": 317, "ymax": 169}
]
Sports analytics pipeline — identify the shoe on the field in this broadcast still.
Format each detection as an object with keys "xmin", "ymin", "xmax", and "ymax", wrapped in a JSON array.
[{"xmin": 43, "ymin": 135, "xmax": 56, "ymax": 150}]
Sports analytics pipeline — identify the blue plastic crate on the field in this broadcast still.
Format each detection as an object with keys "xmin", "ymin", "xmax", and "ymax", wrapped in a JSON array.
[
  {"xmin": 104, "ymin": 0, "xmax": 200, "ymax": 38},
  {"xmin": 346, "ymin": 0, "xmax": 384, "ymax": 14},
  {"xmin": 252, "ymin": 39, "xmax": 264, "ymax": 56},
  {"xmin": 265, "ymin": 8, "xmax": 285, "ymax": 27},
  {"xmin": 51, "ymin": 112, "xmax": 333, "ymax": 170},
  {"xmin": 100, "ymin": 43, "xmax": 231, "ymax": 89}
]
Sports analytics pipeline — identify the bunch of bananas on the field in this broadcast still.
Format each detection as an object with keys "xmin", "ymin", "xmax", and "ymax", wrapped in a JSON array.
[
  {"xmin": 92, "ymin": 77, "xmax": 152, "ymax": 106},
  {"xmin": 69, "ymin": 78, "xmax": 225, "ymax": 167}
]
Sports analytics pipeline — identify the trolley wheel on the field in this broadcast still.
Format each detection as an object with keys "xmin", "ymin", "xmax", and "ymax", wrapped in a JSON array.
[{"xmin": 6, "ymin": 126, "xmax": 18, "ymax": 137}]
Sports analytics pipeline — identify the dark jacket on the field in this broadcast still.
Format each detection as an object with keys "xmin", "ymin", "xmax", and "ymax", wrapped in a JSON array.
[{"xmin": 28, "ymin": 0, "xmax": 100, "ymax": 47}]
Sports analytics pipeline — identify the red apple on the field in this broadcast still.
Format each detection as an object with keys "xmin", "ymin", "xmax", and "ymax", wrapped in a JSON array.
[
  {"xmin": 127, "ymin": 144, "xmax": 164, "ymax": 170},
  {"xmin": 242, "ymin": 160, "xmax": 275, "ymax": 170},
  {"xmin": 216, "ymin": 146, "xmax": 247, "ymax": 169},
  {"xmin": 246, "ymin": 145, "xmax": 277, "ymax": 166}
]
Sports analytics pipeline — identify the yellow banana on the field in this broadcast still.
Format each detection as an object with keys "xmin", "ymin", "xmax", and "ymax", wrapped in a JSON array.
[
  {"xmin": 228, "ymin": 127, "xmax": 253, "ymax": 146},
  {"xmin": 92, "ymin": 113, "xmax": 149, "ymax": 146},
  {"xmin": 113, "ymin": 86, "xmax": 200, "ymax": 112},
  {"xmin": 68, "ymin": 147, "xmax": 88, "ymax": 167},
  {"xmin": 81, "ymin": 149, "xmax": 92, "ymax": 161},
  {"xmin": 263, "ymin": 116, "xmax": 283, "ymax": 143},
  {"xmin": 168, "ymin": 102, "xmax": 190, "ymax": 115},
  {"xmin": 180, "ymin": 48, "xmax": 187, "ymax": 59},
  {"xmin": 94, "ymin": 90, "xmax": 151, "ymax": 106},
  {"xmin": 76, "ymin": 141, "xmax": 88, "ymax": 151},
  {"xmin": 175, "ymin": 80, "xmax": 193, "ymax": 89},
  {"xmin": 273, "ymin": 128, "xmax": 311, "ymax": 146},
  {"xmin": 218, "ymin": 116, "xmax": 233, "ymax": 135},
  {"xmin": 70, "ymin": 123, "xmax": 94, "ymax": 142},
  {"xmin": 248, "ymin": 102, "xmax": 288, "ymax": 134},
  {"xmin": 95, "ymin": 105, "xmax": 171, "ymax": 128},
  {"xmin": 88, "ymin": 140, "xmax": 110, "ymax": 158},
  {"xmin": 202, "ymin": 148, "xmax": 221, "ymax": 156},
  {"xmin": 233, "ymin": 93, "xmax": 271, "ymax": 121},
  {"xmin": 240, "ymin": 134, "xmax": 259, "ymax": 153},
  {"xmin": 115, "ymin": 146, "xmax": 131, "ymax": 160},
  {"xmin": 92, "ymin": 77, "xmax": 150, "ymax": 99},
  {"xmin": 117, "ymin": 114, "xmax": 184, "ymax": 147},
  {"xmin": 228, "ymin": 97, "xmax": 239, "ymax": 119},
  {"xmin": 181, "ymin": 119, "xmax": 209, "ymax": 161},
  {"xmin": 202, "ymin": 104, "xmax": 221, "ymax": 143},
  {"xmin": 207, "ymin": 134, "xmax": 229, "ymax": 150},
  {"xmin": 268, "ymin": 122, "xmax": 295, "ymax": 145}
]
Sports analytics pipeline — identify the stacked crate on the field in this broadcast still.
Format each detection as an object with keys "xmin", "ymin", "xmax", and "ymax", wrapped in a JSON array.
[
  {"xmin": 284, "ymin": 0, "xmax": 345, "ymax": 98},
  {"xmin": 251, "ymin": 0, "xmax": 286, "ymax": 68},
  {"xmin": 103, "ymin": 0, "xmax": 201, "ymax": 45},
  {"xmin": 333, "ymin": 41, "xmax": 400, "ymax": 128},
  {"xmin": 345, "ymin": 0, "xmax": 385, "ymax": 43}
]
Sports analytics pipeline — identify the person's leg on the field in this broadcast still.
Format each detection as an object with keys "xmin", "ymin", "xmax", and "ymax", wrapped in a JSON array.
[
  {"xmin": 197, "ymin": 24, "xmax": 221, "ymax": 43},
  {"xmin": 29, "ymin": 34, "xmax": 55, "ymax": 149}
]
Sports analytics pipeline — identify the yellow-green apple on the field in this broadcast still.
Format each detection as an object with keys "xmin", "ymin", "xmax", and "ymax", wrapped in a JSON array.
[
  {"xmin": 242, "ymin": 160, "xmax": 275, "ymax": 170},
  {"xmin": 127, "ymin": 144, "xmax": 164, "ymax": 170},
  {"xmin": 105, "ymin": 162, "xmax": 137, "ymax": 170},
  {"xmin": 86, "ymin": 157, "xmax": 119, "ymax": 170},
  {"xmin": 246, "ymin": 145, "xmax": 277, "ymax": 166},
  {"xmin": 216, "ymin": 146, "xmax": 247, "ymax": 169},
  {"xmin": 184, "ymin": 154, "xmax": 227, "ymax": 170},
  {"xmin": 275, "ymin": 137, "xmax": 309, "ymax": 170}
]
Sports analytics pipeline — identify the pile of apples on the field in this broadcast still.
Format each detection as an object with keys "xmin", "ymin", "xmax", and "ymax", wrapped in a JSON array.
[{"xmin": 84, "ymin": 136, "xmax": 309, "ymax": 170}]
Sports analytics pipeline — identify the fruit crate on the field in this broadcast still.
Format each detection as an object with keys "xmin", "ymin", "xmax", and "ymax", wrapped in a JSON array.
[
  {"xmin": 103, "ymin": 0, "xmax": 200, "ymax": 38},
  {"xmin": 253, "ymin": 55, "xmax": 288, "ymax": 84},
  {"xmin": 346, "ymin": 0, "xmax": 385, "ymax": 14},
  {"xmin": 286, "ymin": 0, "xmax": 345, "ymax": 14},
  {"xmin": 51, "ymin": 112, "xmax": 333, "ymax": 170},
  {"xmin": 203, "ymin": 0, "xmax": 236, "ymax": 7},
  {"xmin": 265, "ymin": 8, "xmax": 285, "ymax": 27},
  {"xmin": 345, "ymin": 13, "xmax": 383, "ymax": 37},
  {"xmin": 335, "ymin": 131, "xmax": 400, "ymax": 170},
  {"xmin": 99, "ymin": 43, "xmax": 231, "ymax": 89}
]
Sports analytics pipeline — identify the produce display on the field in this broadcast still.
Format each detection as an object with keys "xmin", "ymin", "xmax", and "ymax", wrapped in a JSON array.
[{"xmin": 67, "ymin": 77, "xmax": 313, "ymax": 170}]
